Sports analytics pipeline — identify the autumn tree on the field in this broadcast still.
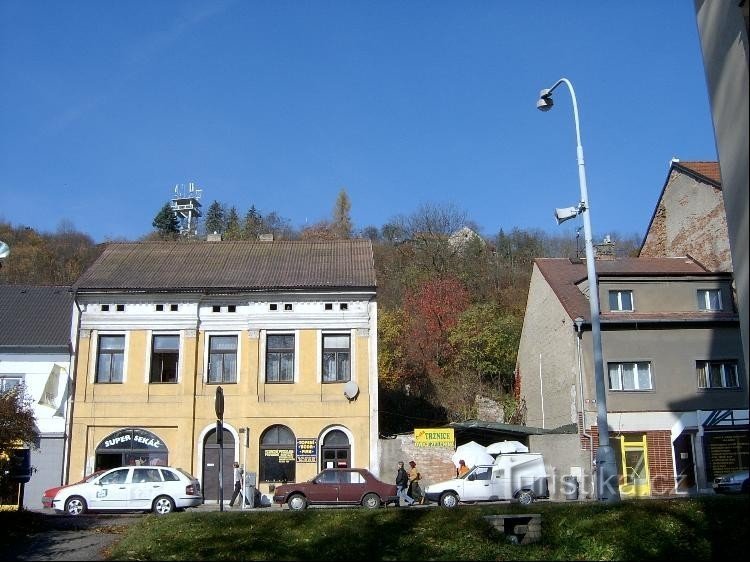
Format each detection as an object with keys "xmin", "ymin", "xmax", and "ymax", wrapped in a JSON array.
[
  {"xmin": 377, "ymin": 309, "xmax": 407, "ymax": 392},
  {"xmin": 332, "ymin": 188, "xmax": 352, "ymax": 238},
  {"xmin": 402, "ymin": 275, "xmax": 471, "ymax": 395},
  {"xmin": 299, "ymin": 221, "xmax": 339, "ymax": 240},
  {"xmin": 0, "ymin": 384, "xmax": 39, "ymax": 498}
]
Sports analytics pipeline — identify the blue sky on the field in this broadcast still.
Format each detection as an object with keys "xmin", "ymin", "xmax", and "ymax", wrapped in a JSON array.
[{"xmin": 0, "ymin": 1, "xmax": 717, "ymax": 243}]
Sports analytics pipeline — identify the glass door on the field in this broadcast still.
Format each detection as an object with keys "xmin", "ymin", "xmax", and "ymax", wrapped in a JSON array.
[{"xmin": 618, "ymin": 434, "xmax": 651, "ymax": 497}]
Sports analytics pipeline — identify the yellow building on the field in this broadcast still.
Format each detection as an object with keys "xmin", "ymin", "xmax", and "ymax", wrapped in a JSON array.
[{"xmin": 68, "ymin": 239, "xmax": 378, "ymax": 503}]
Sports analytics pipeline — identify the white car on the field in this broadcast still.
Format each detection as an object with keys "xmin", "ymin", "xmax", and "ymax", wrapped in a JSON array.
[
  {"xmin": 52, "ymin": 466, "xmax": 203, "ymax": 516},
  {"xmin": 425, "ymin": 453, "xmax": 549, "ymax": 508}
]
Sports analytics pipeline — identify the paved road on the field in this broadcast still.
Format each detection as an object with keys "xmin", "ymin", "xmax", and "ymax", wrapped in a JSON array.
[{"xmin": 7, "ymin": 512, "xmax": 143, "ymax": 561}]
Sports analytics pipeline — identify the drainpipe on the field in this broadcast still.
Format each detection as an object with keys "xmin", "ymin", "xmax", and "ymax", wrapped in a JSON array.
[{"xmin": 574, "ymin": 317, "xmax": 595, "ymax": 486}]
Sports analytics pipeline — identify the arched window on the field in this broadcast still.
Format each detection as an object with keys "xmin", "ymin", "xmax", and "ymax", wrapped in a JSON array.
[
  {"xmin": 321, "ymin": 429, "xmax": 350, "ymax": 469},
  {"xmin": 260, "ymin": 425, "xmax": 296, "ymax": 483}
]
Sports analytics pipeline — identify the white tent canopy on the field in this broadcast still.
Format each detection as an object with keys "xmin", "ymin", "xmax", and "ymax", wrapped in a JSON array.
[
  {"xmin": 485, "ymin": 440, "xmax": 529, "ymax": 455},
  {"xmin": 451, "ymin": 441, "xmax": 495, "ymax": 468}
]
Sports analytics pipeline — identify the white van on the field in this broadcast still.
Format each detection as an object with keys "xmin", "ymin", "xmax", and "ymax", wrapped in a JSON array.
[{"xmin": 424, "ymin": 453, "xmax": 549, "ymax": 508}]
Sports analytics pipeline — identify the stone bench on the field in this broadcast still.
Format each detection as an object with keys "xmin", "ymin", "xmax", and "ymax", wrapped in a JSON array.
[{"xmin": 483, "ymin": 513, "xmax": 542, "ymax": 545}]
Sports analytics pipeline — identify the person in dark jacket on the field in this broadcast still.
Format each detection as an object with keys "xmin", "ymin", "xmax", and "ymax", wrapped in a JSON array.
[{"xmin": 395, "ymin": 461, "xmax": 415, "ymax": 506}]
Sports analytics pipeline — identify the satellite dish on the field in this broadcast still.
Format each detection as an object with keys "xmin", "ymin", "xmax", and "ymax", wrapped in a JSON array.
[
  {"xmin": 343, "ymin": 381, "xmax": 360, "ymax": 400},
  {"xmin": 0, "ymin": 241, "xmax": 10, "ymax": 260}
]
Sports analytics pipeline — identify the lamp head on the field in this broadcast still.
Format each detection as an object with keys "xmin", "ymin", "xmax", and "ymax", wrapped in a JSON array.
[
  {"xmin": 554, "ymin": 205, "xmax": 581, "ymax": 224},
  {"xmin": 537, "ymin": 89, "xmax": 553, "ymax": 112}
]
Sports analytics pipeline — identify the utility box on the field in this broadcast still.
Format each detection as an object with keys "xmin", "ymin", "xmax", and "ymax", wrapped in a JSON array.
[
  {"xmin": 9, "ymin": 449, "xmax": 32, "ymax": 483},
  {"xmin": 244, "ymin": 472, "xmax": 257, "ymax": 507}
]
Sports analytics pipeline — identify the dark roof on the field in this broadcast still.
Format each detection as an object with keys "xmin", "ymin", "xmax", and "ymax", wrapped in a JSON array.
[
  {"xmin": 74, "ymin": 240, "xmax": 377, "ymax": 292},
  {"xmin": 0, "ymin": 285, "xmax": 73, "ymax": 351},
  {"xmin": 534, "ymin": 257, "xmax": 727, "ymax": 323}
]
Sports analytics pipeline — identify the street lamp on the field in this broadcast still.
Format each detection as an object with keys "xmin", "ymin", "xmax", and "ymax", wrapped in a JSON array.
[{"xmin": 536, "ymin": 78, "xmax": 620, "ymax": 502}]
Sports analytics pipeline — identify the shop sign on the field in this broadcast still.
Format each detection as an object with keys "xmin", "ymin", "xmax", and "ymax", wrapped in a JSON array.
[
  {"xmin": 705, "ymin": 432, "xmax": 749, "ymax": 479},
  {"xmin": 264, "ymin": 448, "xmax": 295, "ymax": 462},
  {"xmin": 414, "ymin": 428, "xmax": 455, "ymax": 448},
  {"xmin": 101, "ymin": 428, "xmax": 167, "ymax": 451},
  {"xmin": 296, "ymin": 438, "xmax": 318, "ymax": 462}
]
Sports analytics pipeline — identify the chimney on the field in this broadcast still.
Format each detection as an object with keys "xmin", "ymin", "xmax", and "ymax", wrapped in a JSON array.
[
  {"xmin": 207, "ymin": 232, "xmax": 222, "ymax": 242},
  {"xmin": 594, "ymin": 235, "xmax": 616, "ymax": 260},
  {"xmin": 259, "ymin": 233, "xmax": 274, "ymax": 242}
]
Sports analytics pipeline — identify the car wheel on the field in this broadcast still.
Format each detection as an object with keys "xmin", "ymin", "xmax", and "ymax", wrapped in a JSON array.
[
  {"xmin": 288, "ymin": 494, "xmax": 307, "ymax": 511},
  {"xmin": 362, "ymin": 493, "xmax": 380, "ymax": 509},
  {"xmin": 65, "ymin": 496, "xmax": 87, "ymax": 516},
  {"xmin": 439, "ymin": 491, "xmax": 459, "ymax": 509},
  {"xmin": 153, "ymin": 495, "xmax": 175, "ymax": 515},
  {"xmin": 517, "ymin": 490, "xmax": 535, "ymax": 505}
]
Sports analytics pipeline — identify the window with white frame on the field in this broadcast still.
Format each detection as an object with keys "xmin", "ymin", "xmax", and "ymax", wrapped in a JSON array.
[
  {"xmin": 322, "ymin": 333, "xmax": 351, "ymax": 383},
  {"xmin": 0, "ymin": 376, "xmax": 23, "ymax": 393},
  {"xmin": 150, "ymin": 334, "xmax": 179, "ymax": 383},
  {"xmin": 608, "ymin": 290, "xmax": 634, "ymax": 312},
  {"xmin": 266, "ymin": 334, "xmax": 294, "ymax": 383},
  {"xmin": 208, "ymin": 335, "xmax": 237, "ymax": 384},
  {"xmin": 697, "ymin": 289, "xmax": 723, "ymax": 311},
  {"xmin": 96, "ymin": 335, "xmax": 125, "ymax": 383},
  {"xmin": 608, "ymin": 361, "xmax": 652, "ymax": 391},
  {"xmin": 697, "ymin": 360, "xmax": 739, "ymax": 389}
]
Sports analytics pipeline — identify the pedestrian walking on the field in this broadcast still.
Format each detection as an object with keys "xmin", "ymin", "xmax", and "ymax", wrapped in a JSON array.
[
  {"xmin": 395, "ymin": 461, "xmax": 415, "ymax": 506},
  {"xmin": 407, "ymin": 460, "xmax": 425, "ymax": 504},
  {"xmin": 228, "ymin": 461, "xmax": 243, "ymax": 507}
]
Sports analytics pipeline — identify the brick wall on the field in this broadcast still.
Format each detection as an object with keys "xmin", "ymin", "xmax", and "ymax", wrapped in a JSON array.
[{"xmin": 580, "ymin": 421, "xmax": 677, "ymax": 497}]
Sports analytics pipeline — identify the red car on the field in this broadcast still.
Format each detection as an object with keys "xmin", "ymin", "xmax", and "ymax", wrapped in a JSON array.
[
  {"xmin": 41, "ymin": 470, "xmax": 106, "ymax": 509},
  {"xmin": 273, "ymin": 468, "xmax": 398, "ymax": 511}
]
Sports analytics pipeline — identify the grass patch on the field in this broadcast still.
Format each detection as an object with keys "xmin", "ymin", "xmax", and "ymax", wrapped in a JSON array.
[{"xmin": 104, "ymin": 496, "xmax": 749, "ymax": 561}]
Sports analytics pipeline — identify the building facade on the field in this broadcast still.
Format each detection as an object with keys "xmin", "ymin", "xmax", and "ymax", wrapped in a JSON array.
[
  {"xmin": 68, "ymin": 239, "xmax": 379, "ymax": 503},
  {"xmin": 517, "ymin": 257, "xmax": 747, "ymax": 497},
  {"xmin": 0, "ymin": 285, "xmax": 74, "ymax": 508},
  {"xmin": 640, "ymin": 160, "xmax": 731, "ymax": 272}
]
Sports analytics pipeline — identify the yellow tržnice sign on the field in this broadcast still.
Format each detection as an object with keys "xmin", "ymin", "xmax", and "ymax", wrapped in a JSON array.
[{"xmin": 414, "ymin": 428, "xmax": 455, "ymax": 448}]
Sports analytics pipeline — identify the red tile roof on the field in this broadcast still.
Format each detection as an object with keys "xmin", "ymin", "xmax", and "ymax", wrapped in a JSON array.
[{"xmin": 675, "ymin": 161, "xmax": 722, "ymax": 185}]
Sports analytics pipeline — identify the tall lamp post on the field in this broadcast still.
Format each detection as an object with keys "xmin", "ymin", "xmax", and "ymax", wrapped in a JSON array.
[{"xmin": 536, "ymin": 78, "xmax": 620, "ymax": 502}]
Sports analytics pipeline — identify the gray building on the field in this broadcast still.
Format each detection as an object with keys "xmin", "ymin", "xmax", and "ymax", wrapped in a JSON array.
[{"xmin": 517, "ymin": 256, "xmax": 747, "ymax": 497}]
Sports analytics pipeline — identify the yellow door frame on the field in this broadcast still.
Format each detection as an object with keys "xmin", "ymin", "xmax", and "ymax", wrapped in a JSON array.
[{"xmin": 618, "ymin": 434, "xmax": 651, "ymax": 497}]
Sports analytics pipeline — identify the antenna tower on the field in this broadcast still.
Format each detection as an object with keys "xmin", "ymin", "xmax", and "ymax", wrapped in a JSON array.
[{"xmin": 170, "ymin": 182, "xmax": 203, "ymax": 237}]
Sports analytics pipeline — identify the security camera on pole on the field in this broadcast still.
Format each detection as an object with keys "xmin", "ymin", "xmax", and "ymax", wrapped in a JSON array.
[{"xmin": 536, "ymin": 77, "xmax": 620, "ymax": 502}]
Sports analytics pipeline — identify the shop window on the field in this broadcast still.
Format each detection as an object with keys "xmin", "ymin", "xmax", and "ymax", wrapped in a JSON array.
[
  {"xmin": 321, "ymin": 429, "xmax": 350, "ymax": 469},
  {"xmin": 260, "ymin": 425, "xmax": 296, "ymax": 483}
]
